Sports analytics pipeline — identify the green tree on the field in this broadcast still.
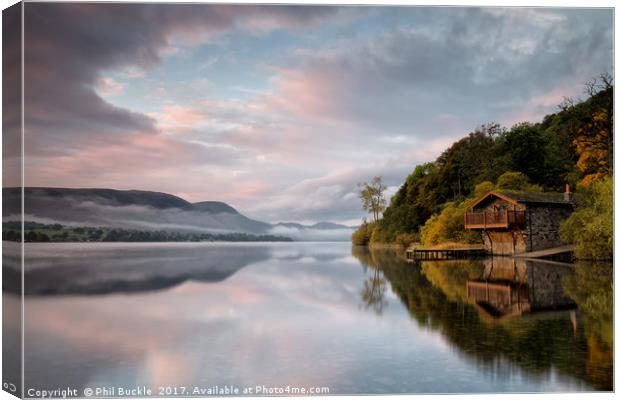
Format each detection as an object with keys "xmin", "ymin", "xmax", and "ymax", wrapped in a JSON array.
[
  {"xmin": 358, "ymin": 176, "xmax": 387, "ymax": 223},
  {"xmin": 473, "ymin": 181, "xmax": 494, "ymax": 197},
  {"xmin": 560, "ymin": 177, "xmax": 612, "ymax": 260},
  {"xmin": 351, "ymin": 219, "xmax": 375, "ymax": 246},
  {"xmin": 435, "ymin": 131, "xmax": 497, "ymax": 198},
  {"xmin": 495, "ymin": 171, "xmax": 542, "ymax": 192},
  {"xmin": 419, "ymin": 201, "xmax": 481, "ymax": 246},
  {"xmin": 498, "ymin": 122, "xmax": 552, "ymax": 185},
  {"xmin": 374, "ymin": 162, "xmax": 438, "ymax": 243}
]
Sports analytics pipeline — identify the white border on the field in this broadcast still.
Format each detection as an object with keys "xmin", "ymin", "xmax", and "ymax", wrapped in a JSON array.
[{"xmin": 0, "ymin": 2, "xmax": 616, "ymax": 400}]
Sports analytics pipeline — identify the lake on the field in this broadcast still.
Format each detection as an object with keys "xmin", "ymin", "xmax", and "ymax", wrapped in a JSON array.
[{"xmin": 3, "ymin": 242, "xmax": 613, "ymax": 395}]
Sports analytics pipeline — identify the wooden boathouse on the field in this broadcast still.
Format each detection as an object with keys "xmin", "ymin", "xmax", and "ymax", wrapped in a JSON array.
[{"xmin": 464, "ymin": 188, "xmax": 574, "ymax": 255}]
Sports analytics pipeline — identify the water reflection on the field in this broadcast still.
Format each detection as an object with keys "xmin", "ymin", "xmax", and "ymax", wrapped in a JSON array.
[
  {"xmin": 13, "ymin": 243, "xmax": 613, "ymax": 395},
  {"xmin": 351, "ymin": 247, "xmax": 613, "ymax": 391},
  {"xmin": 465, "ymin": 258, "xmax": 575, "ymax": 320},
  {"xmin": 11, "ymin": 243, "xmax": 271, "ymax": 295},
  {"xmin": 358, "ymin": 257, "xmax": 388, "ymax": 315},
  {"xmin": 563, "ymin": 261, "xmax": 614, "ymax": 387},
  {"xmin": 3, "ymin": 242, "xmax": 22, "ymax": 396}
]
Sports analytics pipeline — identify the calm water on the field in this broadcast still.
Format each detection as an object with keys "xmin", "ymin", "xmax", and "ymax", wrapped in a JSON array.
[{"xmin": 3, "ymin": 242, "xmax": 613, "ymax": 395}]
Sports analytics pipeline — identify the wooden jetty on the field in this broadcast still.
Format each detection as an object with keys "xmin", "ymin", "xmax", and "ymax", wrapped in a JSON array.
[
  {"xmin": 513, "ymin": 245, "xmax": 575, "ymax": 261},
  {"xmin": 406, "ymin": 247, "xmax": 487, "ymax": 261}
]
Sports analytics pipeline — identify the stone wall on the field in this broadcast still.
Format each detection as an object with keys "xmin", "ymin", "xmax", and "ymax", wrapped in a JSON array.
[{"xmin": 524, "ymin": 204, "xmax": 573, "ymax": 252}]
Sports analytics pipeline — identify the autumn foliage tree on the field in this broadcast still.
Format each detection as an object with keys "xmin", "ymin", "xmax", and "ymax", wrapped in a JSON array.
[
  {"xmin": 562, "ymin": 74, "xmax": 613, "ymax": 187},
  {"xmin": 358, "ymin": 176, "xmax": 387, "ymax": 223}
]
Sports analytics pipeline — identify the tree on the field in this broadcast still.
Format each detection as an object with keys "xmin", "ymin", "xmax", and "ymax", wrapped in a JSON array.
[
  {"xmin": 374, "ymin": 162, "xmax": 438, "ymax": 243},
  {"xmin": 358, "ymin": 176, "xmax": 387, "ymax": 223},
  {"xmin": 496, "ymin": 171, "xmax": 542, "ymax": 192},
  {"xmin": 561, "ymin": 74, "xmax": 613, "ymax": 186},
  {"xmin": 473, "ymin": 181, "xmax": 494, "ymax": 197},
  {"xmin": 476, "ymin": 121, "xmax": 506, "ymax": 139},
  {"xmin": 560, "ymin": 177, "xmax": 612, "ymax": 260},
  {"xmin": 351, "ymin": 219, "xmax": 374, "ymax": 246},
  {"xmin": 498, "ymin": 122, "xmax": 551, "ymax": 185},
  {"xmin": 435, "ymin": 131, "xmax": 497, "ymax": 198},
  {"xmin": 419, "ymin": 201, "xmax": 481, "ymax": 246}
]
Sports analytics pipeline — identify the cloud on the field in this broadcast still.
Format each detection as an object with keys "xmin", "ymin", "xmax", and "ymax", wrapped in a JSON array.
[
  {"xmin": 22, "ymin": 2, "xmax": 341, "ymax": 168},
  {"xmin": 96, "ymin": 77, "xmax": 125, "ymax": 97},
  {"xmin": 156, "ymin": 105, "xmax": 207, "ymax": 131},
  {"xmin": 199, "ymin": 56, "xmax": 220, "ymax": 70},
  {"xmin": 2, "ymin": 4, "xmax": 22, "ymax": 187},
  {"xmin": 257, "ymin": 7, "xmax": 612, "ymax": 135},
  {"xmin": 18, "ymin": 5, "xmax": 613, "ymax": 225},
  {"xmin": 244, "ymin": 165, "xmax": 416, "ymax": 224}
]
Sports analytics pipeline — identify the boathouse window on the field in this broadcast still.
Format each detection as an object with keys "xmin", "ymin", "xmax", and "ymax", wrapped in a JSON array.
[{"xmin": 493, "ymin": 204, "xmax": 505, "ymax": 213}]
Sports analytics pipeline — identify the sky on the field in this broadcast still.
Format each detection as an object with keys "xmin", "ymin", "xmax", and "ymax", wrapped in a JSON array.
[{"xmin": 15, "ymin": 3, "xmax": 613, "ymax": 225}]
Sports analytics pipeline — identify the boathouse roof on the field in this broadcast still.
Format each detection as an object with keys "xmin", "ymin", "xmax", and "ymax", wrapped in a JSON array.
[{"xmin": 469, "ymin": 190, "xmax": 573, "ymax": 209}]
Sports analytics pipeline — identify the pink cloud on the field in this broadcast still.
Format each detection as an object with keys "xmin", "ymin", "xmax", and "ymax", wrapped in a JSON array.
[
  {"xmin": 96, "ymin": 77, "xmax": 125, "ymax": 97},
  {"xmin": 26, "ymin": 131, "xmax": 219, "ymax": 191},
  {"xmin": 258, "ymin": 67, "xmax": 351, "ymax": 126},
  {"xmin": 502, "ymin": 84, "xmax": 583, "ymax": 127},
  {"xmin": 157, "ymin": 105, "xmax": 206, "ymax": 131}
]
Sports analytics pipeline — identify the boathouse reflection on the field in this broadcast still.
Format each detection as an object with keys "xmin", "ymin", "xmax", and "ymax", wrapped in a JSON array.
[
  {"xmin": 350, "ymin": 246, "xmax": 612, "ymax": 390},
  {"xmin": 466, "ymin": 258, "xmax": 575, "ymax": 320}
]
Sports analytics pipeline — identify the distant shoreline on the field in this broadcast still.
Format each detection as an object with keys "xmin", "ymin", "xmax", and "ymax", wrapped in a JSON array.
[
  {"xmin": 2, "ymin": 221, "xmax": 293, "ymax": 243},
  {"xmin": 2, "ymin": 240, "xmax": 354, "ymax": 245}
]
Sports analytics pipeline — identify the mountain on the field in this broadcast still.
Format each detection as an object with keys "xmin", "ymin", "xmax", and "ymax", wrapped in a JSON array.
[
  {"xmin": 192, "ymin": 201, "xmax": 239, "ymax": 214},
  {"xmin": 270, "ymin": 221, "xmax": 355, "ymax": 241},
  {"xmin": 3, "ymin": 187, "xmax": 271, "ymax": 235},
  {"xmin": 2, "ymin": 187, "xmax": 353, "ymax": 241},
  {"xmin": 310, "ymin": 222, "xmax": 355, "ymax": 230},
  {"xmin": 274, "ymin": 221, "xmax": 353, "ymax": 230}
]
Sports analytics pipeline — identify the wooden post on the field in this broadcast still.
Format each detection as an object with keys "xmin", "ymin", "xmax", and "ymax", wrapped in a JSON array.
[{"xmin": 485, "ymin": 281, "xmax": 489, "ymax": 301}]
